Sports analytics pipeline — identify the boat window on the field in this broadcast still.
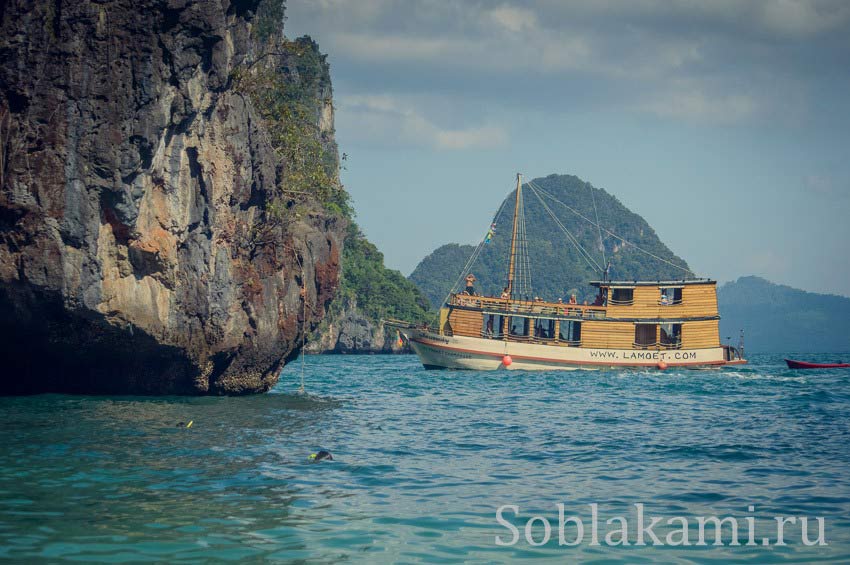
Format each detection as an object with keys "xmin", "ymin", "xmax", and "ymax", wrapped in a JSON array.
[
  {"xmin": 482, "ymin": 315, "xmax": 494, "ymax": 339},
  {"xmin": 611, "ymin": 288, "xmax": 634, "ymax": 305},
  {"xmin": 660, "ymin": 323, "xmax": 682, "ymax": 348},
  {"xmin": 659, "ymin": 287, "xmax": 683, "ymax": 305},
  {"xmin": 509, "ymin": 316, "xmax": 530, "ymax": 337},
  {"xmin": 559, "ymin": 320, "xmax": 581, "ymax": 345},
  {"xmin": 534, "ymin": 318, "xmax": 555, "ymax": 340},
  {"xmin": 482, "ymin": 314, "xmax": 506, "ymax": 339},
  {"xmin": 634, "ymin": 324, "xmax": 656, "ymax": 348},
  {"xmin": 494, "ymin": 315, "xmax": 505, "ymax": 338}
]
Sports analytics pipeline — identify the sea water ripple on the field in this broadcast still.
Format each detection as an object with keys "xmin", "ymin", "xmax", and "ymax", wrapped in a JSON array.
[{"xmin": 1, "ymin": 353, "xmax": 849, "ymax": 562}]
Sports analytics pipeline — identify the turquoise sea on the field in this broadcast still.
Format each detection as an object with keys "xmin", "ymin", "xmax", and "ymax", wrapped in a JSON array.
[{"xmin": 1, "ymin": 354, "xmax": 849, "ymax": 563}]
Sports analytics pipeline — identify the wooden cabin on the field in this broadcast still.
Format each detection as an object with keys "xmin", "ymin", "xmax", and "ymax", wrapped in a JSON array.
[{"xmin": 440, "ymin": 279, "xmax": 721, "ymax": 351}]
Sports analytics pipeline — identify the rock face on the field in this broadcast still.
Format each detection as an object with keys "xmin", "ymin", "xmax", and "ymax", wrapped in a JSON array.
[
  {"xmin": 0, "ymin": 1, "xmax": 344, "ymax": 394},
  {"xmin": 305, "ymin": 298, "xmax": 405, "ymax": 354}
]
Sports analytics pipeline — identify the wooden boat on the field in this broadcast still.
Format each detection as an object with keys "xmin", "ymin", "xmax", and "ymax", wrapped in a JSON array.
[
  {"xmin": 389, "ymin": 174, "xmax": 747, "ymax": 370},
  {"xmin": 786, "ymin": 359, "xmax": 850, "ymax": 369}
]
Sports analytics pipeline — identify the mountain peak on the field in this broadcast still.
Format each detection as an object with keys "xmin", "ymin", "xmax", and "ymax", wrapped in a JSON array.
[{"xmin": 410, "ymin": 173, "xmax": 690, "ymax": 308}]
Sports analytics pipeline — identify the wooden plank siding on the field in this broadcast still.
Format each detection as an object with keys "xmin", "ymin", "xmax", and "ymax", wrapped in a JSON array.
[
  {"xmin": 581, "ymin": 321, "xmax": 634, "ymax": 349},
  {"xmin": 681, "ymin": 319, "xmax": 720, "ymax": 349},
  {"xmin": 605, "ymin": 283, "xmax": 718, "ymax": 320},
  {"xmin": 447, "ymin": 308, "xmax": 484, "ymax": 337}
]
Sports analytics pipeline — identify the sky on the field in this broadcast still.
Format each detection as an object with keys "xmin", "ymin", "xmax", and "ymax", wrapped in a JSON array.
[{"xmin": 284, "ymin": 0, "xmax": 850, "ymax": 297}]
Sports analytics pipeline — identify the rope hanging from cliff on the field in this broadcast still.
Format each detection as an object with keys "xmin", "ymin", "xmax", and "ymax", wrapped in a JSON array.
[
  {"xmin": 300, "ymin": 277, "xmax": 306, "ymax": 394},
  {"xmin": 526, "ymin": 180, "xmax": 695, "ymax": 277},
  {"xmin": 292, "ymin": 245, "xmax": 307, "ymax": 394}
]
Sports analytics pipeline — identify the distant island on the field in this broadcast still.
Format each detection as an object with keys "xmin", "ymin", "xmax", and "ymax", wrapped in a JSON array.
[
  {"xmin": 718, "ymin": 276, "xmax": 850, "ymax": 353},
  {"xmin": 410, "ymin": 174, "xmax": 691, "ymax": 308}
]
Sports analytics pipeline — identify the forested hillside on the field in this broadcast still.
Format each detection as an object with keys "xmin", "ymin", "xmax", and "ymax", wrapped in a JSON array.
[
  {"xmin": 718, "ymin": 276, "xmax": 850, "ymax": 353},
  {"xmin": 410, "ymin": 174, "xmax": 690, "ymax": 308},
  {"xmin": 308, "ymin": 222, "xmax": 433, "ymax": 353}
]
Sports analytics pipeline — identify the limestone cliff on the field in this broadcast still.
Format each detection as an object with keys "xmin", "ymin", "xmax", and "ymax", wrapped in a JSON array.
[
  {"xmin": 305, "ymin": 297, "xmax": 404, "ymax": 354},
  {"xmin": 0, "ymin": 0, "xmax": 344, "ymax": 394},
  {"xmin": 304, "ymin": 222, "xmax": 433, "ymax": 354}
]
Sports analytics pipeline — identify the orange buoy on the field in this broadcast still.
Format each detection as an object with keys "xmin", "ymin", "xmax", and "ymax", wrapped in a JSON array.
[
  {"xmin": 502, "ymin": 355, "xmax": 512, "ymax": 367},
  {"xmin": 657, "ymin": 361, "xmax": 668, "ymax": 370}
]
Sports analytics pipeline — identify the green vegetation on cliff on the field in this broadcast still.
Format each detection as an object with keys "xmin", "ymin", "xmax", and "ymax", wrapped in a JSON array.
[
  {"xmin": 318, "ymin": 222, "xmax": 434, "ymax": 336},
  {"xmin": 233, "ymin": 18, "xmax": 430, "ymax": 348},
  {"xmin": 410, "ymin": 174, "xmax": 691, "ymax": 308},
  {"xmin": 718, "ymin": 276, "xmax": 850, "ymax": 353},
  {"xmin": 233, "ymin": 35, "xmax": 351, "ymax": 219}
]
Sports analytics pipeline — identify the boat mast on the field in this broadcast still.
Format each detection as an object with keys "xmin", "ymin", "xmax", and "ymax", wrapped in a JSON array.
[{"xmin": 506, "ymin": 173, "xmax": 522, "ymax": 299}]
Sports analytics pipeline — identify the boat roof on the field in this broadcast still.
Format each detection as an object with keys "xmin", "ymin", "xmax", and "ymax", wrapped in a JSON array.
[{"xmin": 589, "ymin": 279, "xmax": 716, "ymax": 288}]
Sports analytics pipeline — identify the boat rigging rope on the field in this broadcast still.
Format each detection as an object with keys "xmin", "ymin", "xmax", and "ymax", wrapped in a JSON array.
[
  {"xmin": 527, "ymin": 180, "xmax": 695, "ymax": 277},
  {"xmin": 441, "ymin": 194, "xmax": 512, "ymax": 306},
  {"xmin": 526, "ymin": 183, "xmax": 602, "ymax": 273},
  {"xmin": 513, "ymin": 186, "xmax": 527, "ymax": 298},
  {"xmin": 589, "ymin": 181, "xmax": 607, "ymax": 268}
]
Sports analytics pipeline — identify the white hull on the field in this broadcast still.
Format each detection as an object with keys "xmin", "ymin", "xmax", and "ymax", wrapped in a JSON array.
[{"xmin": 400, "ymin": 328, "xmax": 736, "ymax": 371}]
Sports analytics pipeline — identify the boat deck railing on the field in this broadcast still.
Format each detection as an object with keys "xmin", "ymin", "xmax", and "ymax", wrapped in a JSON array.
[
  {"xmin": 450, "ymin": 294, "xmax": 607, "ymax": 320},
  {"xmin": 633, "ymin": 340, "xmax": 683, "ymax": 350}
]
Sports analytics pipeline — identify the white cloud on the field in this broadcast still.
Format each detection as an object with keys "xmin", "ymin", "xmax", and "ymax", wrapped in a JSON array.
[
  {"xmin": 804, "ymin": 174, "xmax": 849, "ymax": 199},
  {"xmin": 331, "ymin": 30, "xmax": 591, "ymax": 73},
  {"xmin": 758, "ymin": 0, "xmax": 850, "ymax": 37},
  {"xmin": 332, "ymin": 33, "xmax": 469, "ymax": 63},
  {"xmin": 338, "ymin": 94, "xmax": 508, "ymax": 150},
  {"xmin": 286, "ymin": 0, "xmax": 848, "ymax": 127},
  {"xmin": 640, "ymin": 87, "xmax": 758, "ymax": 124},
  {"xmin": 489, "ymin": 5, "xmax": 538, "ymax": 32},
  {"xmin": 435, "ymin": 126, "xmax": 509, "ymax": 150}
]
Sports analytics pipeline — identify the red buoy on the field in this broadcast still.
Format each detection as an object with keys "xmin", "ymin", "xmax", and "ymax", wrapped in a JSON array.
[
  {"xmin": 657, "ymin": 361, "xmax": 668, "ymax": 370},
  {"xmin": 502, "ymin": 355, "xmax": 513, "ymax": 367}
]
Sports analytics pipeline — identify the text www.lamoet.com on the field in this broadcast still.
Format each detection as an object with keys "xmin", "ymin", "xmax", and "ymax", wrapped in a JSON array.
[{"xmin": 496, "ymin": 504, "xmax": 826, "ymax": 547}]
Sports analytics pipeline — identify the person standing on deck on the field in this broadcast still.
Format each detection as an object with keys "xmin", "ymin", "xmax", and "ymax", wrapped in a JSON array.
[{"xmin": 465, "ymin": 274, "xmax": 477, "ymax": 295}]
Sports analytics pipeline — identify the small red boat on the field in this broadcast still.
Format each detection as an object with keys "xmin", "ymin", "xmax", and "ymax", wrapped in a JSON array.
[{"xmin": 785, "ymin": 359, "xmax": 850, "ymax": 369}]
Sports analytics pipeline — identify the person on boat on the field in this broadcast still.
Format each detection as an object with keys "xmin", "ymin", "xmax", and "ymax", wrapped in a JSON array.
[
  {"xmin": 465, "ymin": 273, "xmax": 476, "ymax": 295},
  {"xmin": 485, "ymin": 318, "xmax": 494, "ymax": 338},
  {"xmin": 568, "ymin": 294, "xmax": 577, "ymax": 305},
  {"xmin": 500, "ymin": 287, "xmax": 510, "ymax": 299},
  {"xmin": 592, "ymin": 291, "xmax": 605, "ymax": 306},
  {"xmin": 661, "ymin": 293, "xmax": 669, "ymax": 305}
]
